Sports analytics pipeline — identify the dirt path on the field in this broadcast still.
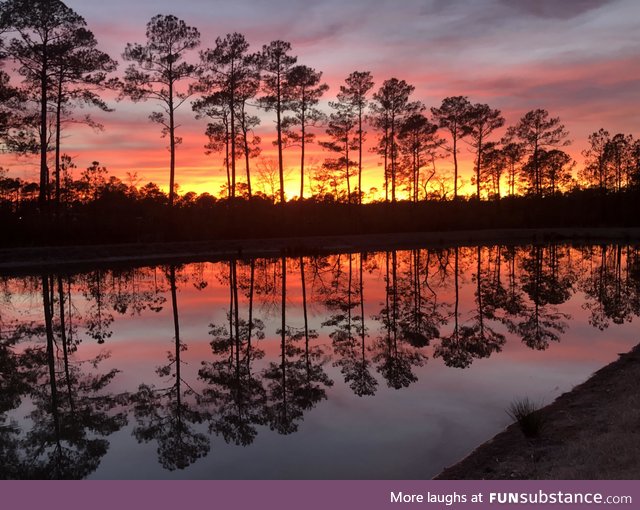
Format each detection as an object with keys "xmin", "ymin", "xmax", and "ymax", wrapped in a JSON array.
[{"xmin": 436, "ymin": 343, "xmax": 640, "ymax": 480}]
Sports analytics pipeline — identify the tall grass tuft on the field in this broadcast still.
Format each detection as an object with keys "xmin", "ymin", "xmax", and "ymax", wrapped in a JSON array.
[{"xmin": 507, "ymin": 397, "xmax": 545, "ymax": 438}]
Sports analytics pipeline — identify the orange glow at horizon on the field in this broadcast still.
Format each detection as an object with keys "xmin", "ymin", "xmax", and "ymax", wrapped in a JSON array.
[
  {"xmin": 97, "ymin": 137, "xmax": 583, "ymax": 202},
  {"xmin": 0, "ymin": 123, "xmax": 590, "ymax": 202},
  {"xmin": 1, "ymin": 56, "xmax": 637, "ymax": 201}
]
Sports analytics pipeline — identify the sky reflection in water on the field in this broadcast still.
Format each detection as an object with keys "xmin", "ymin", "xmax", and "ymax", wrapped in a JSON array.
[{"xmin": 0, "ymin": 243, "xmax": 638, "ymax": 479}]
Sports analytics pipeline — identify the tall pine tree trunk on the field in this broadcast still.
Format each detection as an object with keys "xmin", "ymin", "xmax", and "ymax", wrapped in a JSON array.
[{"xmin": 169, "ymin": 80, "xmax": 176, "ymax": 207}]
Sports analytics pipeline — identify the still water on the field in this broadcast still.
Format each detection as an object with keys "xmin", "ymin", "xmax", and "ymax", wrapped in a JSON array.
[{"xmin": 0, "ymin": 243, "xmax": 638, "ymax": 479}]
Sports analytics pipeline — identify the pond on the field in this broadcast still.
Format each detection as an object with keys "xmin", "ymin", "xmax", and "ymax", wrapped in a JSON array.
[{"xmin": 0, "ymin": 242, "xmax": 638, "ymax": 479}]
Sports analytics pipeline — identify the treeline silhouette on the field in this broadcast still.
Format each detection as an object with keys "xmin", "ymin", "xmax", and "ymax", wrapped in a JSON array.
[
  {"xmin": 3, "ymin": 186, "xmax": 640, "ymax": 246},
  {"xmin": 0, "ymin": 1, "xmax": 639, "ymax": 246},
  {"xmin": 1, "ymin": 243, "xmax": 639, "ymax": 477}
]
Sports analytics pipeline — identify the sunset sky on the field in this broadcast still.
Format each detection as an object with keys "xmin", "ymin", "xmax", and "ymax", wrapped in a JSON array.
[{"xmin": 3, "ymin": 0, "xmax": 640, "ymax": 198}]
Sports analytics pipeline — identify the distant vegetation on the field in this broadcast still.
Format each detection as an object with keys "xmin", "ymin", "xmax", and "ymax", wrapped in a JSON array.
[{"xmin": 2, "ymin": 187, "xmax": 639, "ymax": 247}]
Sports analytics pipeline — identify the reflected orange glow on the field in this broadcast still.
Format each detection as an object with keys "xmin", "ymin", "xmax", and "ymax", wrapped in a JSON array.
[{"xmin": 3, "ymin": 243, "xmax": 639, "ymax": 478}]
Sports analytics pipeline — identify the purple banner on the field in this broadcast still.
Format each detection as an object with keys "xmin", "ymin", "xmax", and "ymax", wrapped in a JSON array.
[{"xmin": 1, "ymin": 481, "xmax": 637, "ymax": 510}]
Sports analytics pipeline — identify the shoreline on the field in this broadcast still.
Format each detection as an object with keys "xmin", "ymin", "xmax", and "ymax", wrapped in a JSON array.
[
  {"xmin": 435, "ymin": 343, "xmax": 640, "ymax": 480},
  {"xmin": 1, "ymin": 227, "xmax": 640, "ymax": 275}
]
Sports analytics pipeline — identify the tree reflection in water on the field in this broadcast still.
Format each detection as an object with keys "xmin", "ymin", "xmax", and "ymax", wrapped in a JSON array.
[
  {"xmin": 1, "ymin": 242, "xmax": 639, "ymax": 477},
  {"xmin": 199, "ymin": 259, "xmax": 267, "ymax": 446},
  {"xmin": 131, "ymin": 266, "xmax": 210, "ymax": 471}
]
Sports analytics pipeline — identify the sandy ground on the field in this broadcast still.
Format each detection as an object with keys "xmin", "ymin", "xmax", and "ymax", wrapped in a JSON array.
[
  {"xmin": 436, "ymin": 343, "xmax": 640, "ymax": 480},
  {"xmin": 1, "ymin": 227, "xmax": 639, "ymax": 275}
]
